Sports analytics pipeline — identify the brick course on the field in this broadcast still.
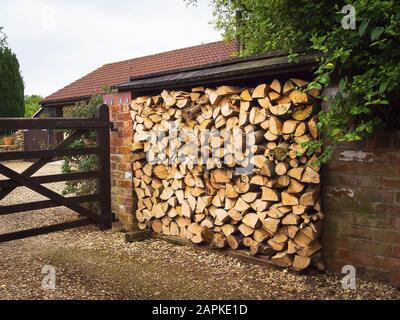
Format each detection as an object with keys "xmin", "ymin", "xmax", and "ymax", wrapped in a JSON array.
[{"xmin": 323, "ymin": 130, "xmax": 400, "ymax": 286}]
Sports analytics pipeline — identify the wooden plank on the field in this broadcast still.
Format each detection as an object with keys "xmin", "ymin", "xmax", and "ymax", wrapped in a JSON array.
[
  {"xmin": 0, "ymin": 219, "xmax": 93, "ymax": 243},
  {"xmin": 0, "ymin": 164, "xmax": 100, "ymax": 222},
  {"xmin": 0, "ymin": 194, "xmax": 101, "ymax": 215},
  {"xmin": 0, "ymin": 130, "xmax": 85, "ymax": 201},
  {"xmin": 0, "ymin": 147, "xmax": 99, "ymax": 161},
  {"xmin": 0, "ymin": 106, "xmax": 114, "ymax": 241},
  {"xmin": 0, "ymin": 171, "xmax": 100, "ymax": 189},
  {"xmin": 125, "ymin": 230, "xmax": 151, "ymax": 243},
  {"xmin": 152, "ymin": 233, "xmax": 278, "ymax": 269},
  {"xmin": 96, "ymin": 104, "xmax": 113, "ymax": 230},
  {"xmin": 0, "ymin": 118, "xmax": 111, "ymax": 129}
]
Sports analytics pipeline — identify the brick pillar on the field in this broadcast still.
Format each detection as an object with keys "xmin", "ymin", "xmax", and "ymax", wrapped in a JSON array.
[{"xmin": 109, "ymin": 104, "xmax": 136, "ymax": 231}]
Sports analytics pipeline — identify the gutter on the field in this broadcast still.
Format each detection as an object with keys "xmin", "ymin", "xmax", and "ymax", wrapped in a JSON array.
[{"xmin": 40, "ymin": 96, "xmax": 91, "ymax": 108}]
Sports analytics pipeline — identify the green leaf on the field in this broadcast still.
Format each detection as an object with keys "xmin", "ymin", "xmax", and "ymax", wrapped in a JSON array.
[
  {"xmin": 319, "ymin": 73, "xmax": 331, "ymax": 86},
  {"xmin": 371, "ymin": 26, "xmax": 385, "ymax": 41},
  {"xmin": 379, "ymin": 82, "xmax": 388, "ymax": 95},
  {"xmin": 359, "ymin": 20, "xmax": 369, "ymax": 37},
  {"xmin": 339, "ymin": 78, "xmax": 347, "ymax": 92},
  {"xmin": 308, "ymin": 82, "xmax": 322, "ymax": 91},
  {"xmin": 331, "ymin": 128, "xmax": 342, "ymax": 137}
]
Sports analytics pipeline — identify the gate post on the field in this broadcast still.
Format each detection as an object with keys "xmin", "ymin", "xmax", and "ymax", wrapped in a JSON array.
[{"xmin": 96, "ymin": 104, "xmax": 113, "ymax": 230}]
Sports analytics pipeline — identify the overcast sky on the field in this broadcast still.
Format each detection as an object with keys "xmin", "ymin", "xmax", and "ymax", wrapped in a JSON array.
[{"xmin": 0, "ymin": 0, "xmax": 220, "ymax": 97}]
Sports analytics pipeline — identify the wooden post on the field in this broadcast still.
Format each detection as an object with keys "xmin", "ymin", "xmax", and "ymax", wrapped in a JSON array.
[
  {"xmin": 54, "ymin": 107, "xmax": 65, "ymax": 147},
  {"xmin": 96, "ymin": 104, "xmax": 113, "ymax": 230}
]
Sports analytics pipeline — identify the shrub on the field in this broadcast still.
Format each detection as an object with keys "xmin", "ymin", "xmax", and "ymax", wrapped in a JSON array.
[
  {"xmin": 61, "ymin": 94, "xmax": 104, "ymax": 210},
  {"xmin": 25, "ymin": 95, "xmax": 43, "ymax": 118}
]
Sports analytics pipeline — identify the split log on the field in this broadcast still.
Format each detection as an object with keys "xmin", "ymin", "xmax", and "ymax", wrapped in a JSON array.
[
  {"xmin": 281, "ymin": 192, "xmax": 299, "ymax": 206},
  {"xmin": 262, "ymin": 187, "xmax": 280, "ymax": 202},
  {"xmin": 235, "ymin": 198, "xmax": 251, "ymax": 212},
  {"xmin": 282, "ymin": 213, "xmax": 301, "ymax": 225},
  {"xmin": 271, "ymin": 252, "xmax": 294, "ymax": 268},
  {"xmin": 308, "ymin": 117, "xmax": 318, "ymax": 139},
  {"xmin": 213, "ymin": 233, "xmax": 228, "ymax": 249},
  {"xmin": 291, "ymin": 78, "xmax": 309, "ymax": 88},
  {"xmin": 252, "ymin": 84, "xmax": 268, "ymax": 99},
  {"xmin": 258, "ymin": 97, "xmax": 271, "ymax": 109},
  {"xmin": 240, "ymin": 89, "xmax": 253, "ymax": 102},
  {"xmin": 130, "ymin": 80, "xmax": 323, "ymax": 272},
  {"xmin": 238, "ymin": 223, "xmax": 254, "ymax": 237},
  {"xmin": 270, "ymin": 79, "xmax": 281, "ymax": 93},
  {"xmin": 293, "ymin": 105, "xmax": 313, "ymax": 121},
  {"xmin": 153, "ymin": 165, "xmax": 169, "ymax": 179},
  {"xmin": 253, "ymin": 228, "xmax": 271, "ymax": 243},
  {"xmin": 275, "ymin": 162, "xmax": 290, "ymax": 176},
  {"xmin": 262, "ymin": 218, "xmax": 280, "ymax": 235},
  {"xmin": 242, "ymin": 213, "xmax": 261, "ymax": 229},
  {"xmin": 289, "ymin": 91, "xmax": 309, "ymax": 105},
  {"xmin": 301, "ymin": 166, "xmax": 320, "ymax": 184},
  {"xmin": 282, "ymin": 120, "xmax": 298, "ymax": 134},
  {"xmin": 227, "ymin": 234, "xmax": 244, "ymax": 249},
  {"xmin": 292, "ymin": 255, "xmax": 311, "ymax": 271},
  {"xmin": 299, "ymin": 187, "xmax": 320, "ymax": 207},
  {"xmin": 287, "ymin": 179, "xmax": 305, "ymax": 194},
  {"xmin": 283, "ymin": 80, "xmax": 295, "ymax": 94},
  {"xmin": 221, "ymin": 224, "xmax": 237, "ymax": 237},
  {"xmin": 274, "ymin": 143, "xmax": 290, "ymax": 161},
  {"xmin": 270, "ymin": 104, "xmax": 291, "ymax": 116},
  {"xmin": 251, "ymin": 243, "xmax": 275, "ymax": 257},
  {"xmin": 269, "ymin": 117, "xmax": 283, "ymax": 136}
]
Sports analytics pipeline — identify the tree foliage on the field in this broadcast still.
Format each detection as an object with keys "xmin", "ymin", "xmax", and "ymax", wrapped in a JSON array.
[
  {"xmin": 187, "ymin": 0, "xmax": 400, "ymax": 162},
  {"xmin": 24, "ymin": 94, "xmax": 43, "ymax": 118},
  {"xmin": 0, "ymin": 27, "xmax": 7, "ymax": 49},
  {"xmin": 0, "ymin": 28, "xmax": 25, "ymax": 121},
  {"xmin": 61, "ymin": 94, "xmax": 103, "ymax": 208}
]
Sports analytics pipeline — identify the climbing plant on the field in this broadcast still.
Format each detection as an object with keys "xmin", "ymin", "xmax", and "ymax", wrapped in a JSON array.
[{"xmin": 186, "ymin": 0, "xmax": 400, "ymax": 162}]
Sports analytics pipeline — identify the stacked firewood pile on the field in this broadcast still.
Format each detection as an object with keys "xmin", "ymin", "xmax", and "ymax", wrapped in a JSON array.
[
  {"xmin": 14, "ymin": 130, "xmax": 24, "ymax": 150},
  {"xmin": 130, "ymin": 78, "xmax": 325, "ymax": 271}
]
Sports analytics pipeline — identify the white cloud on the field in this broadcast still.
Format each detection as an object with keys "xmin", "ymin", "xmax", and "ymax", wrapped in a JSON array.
[{"xmin": 0, "ymin": 0, "xmax": 220, "ymax": 97}]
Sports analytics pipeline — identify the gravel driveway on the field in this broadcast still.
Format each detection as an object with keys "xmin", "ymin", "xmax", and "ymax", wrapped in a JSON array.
[{"xmin": 0, "ymin": 161, "xmax": 399, "ymax": 300}]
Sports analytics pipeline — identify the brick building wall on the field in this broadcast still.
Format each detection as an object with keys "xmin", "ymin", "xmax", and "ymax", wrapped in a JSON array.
[
  {"xmin": 109, "ymin": 103, "xmax": 136, "ymax": 231},
  {"xmin": 322, "ymin": 130, "xmax": 400, "ymax": 286}
]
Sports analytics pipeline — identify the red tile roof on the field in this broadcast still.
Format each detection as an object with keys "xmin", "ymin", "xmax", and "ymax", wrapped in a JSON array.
[{"xmin": 42, "ymin": 41, "xmax": 237, "ymax": 105}]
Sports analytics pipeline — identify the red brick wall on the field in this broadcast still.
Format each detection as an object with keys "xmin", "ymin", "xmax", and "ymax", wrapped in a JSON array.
[
  {"xmin": 109, "ymin": 104, "xmax": 136, "ymax": 231},
  {"xmin": 108, "ymin": 101, "xmax": 400, "ymax": 286},
  {"xmin": 322, "ymin": 130, "xmax": 400, "ymax": 286}
]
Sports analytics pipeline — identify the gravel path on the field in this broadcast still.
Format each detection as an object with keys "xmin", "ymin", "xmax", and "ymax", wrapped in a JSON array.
[{"xmin": 0, "ymin": 161, "xmax": 399, "ymax": 300}]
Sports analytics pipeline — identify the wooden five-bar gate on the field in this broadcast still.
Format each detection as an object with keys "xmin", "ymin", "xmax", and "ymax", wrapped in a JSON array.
[{"xmin": 0, "ymin": 104, "xmax": 113, "ymax": 243}]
